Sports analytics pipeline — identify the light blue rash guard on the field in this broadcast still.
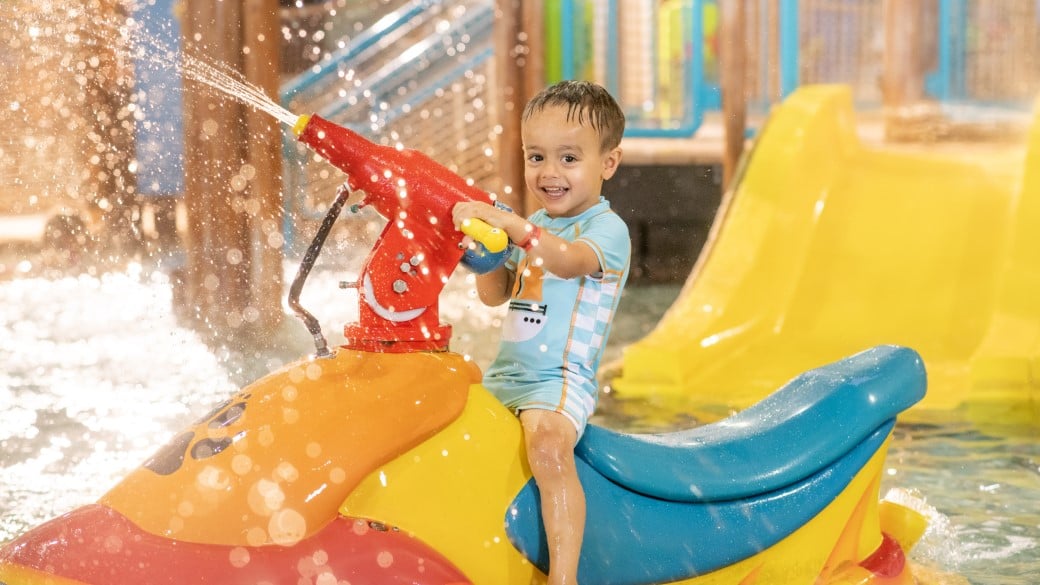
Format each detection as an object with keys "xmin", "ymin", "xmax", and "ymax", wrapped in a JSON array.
[{"xmin": 483, "ymin": 197, "xmax": 631, "ymax": 437}]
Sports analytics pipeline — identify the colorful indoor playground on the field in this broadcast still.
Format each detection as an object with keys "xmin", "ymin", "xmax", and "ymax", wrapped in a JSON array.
[{"xmin": 1, "ymin": 1, "xmax": 1037, "ymax": 584}]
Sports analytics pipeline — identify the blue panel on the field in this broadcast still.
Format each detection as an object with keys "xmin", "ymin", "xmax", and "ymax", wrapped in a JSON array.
[
  {"xmin": 133, "ymin": 0, "xmax": 185, "ymax": 197},
  {"xmin": 505, "ymin": 423, "xmax": 892, "ymax": 585},
  {"xmin": 778, "ymin": 0, "xmax": 800, "ymax": 98},
  {"xmin": 561, "ymin": 0, "xmax": 576, "ymax": 80},
  {"xmin": 575, "ymin": 345, "xmax": 925, "ymax": 502}
]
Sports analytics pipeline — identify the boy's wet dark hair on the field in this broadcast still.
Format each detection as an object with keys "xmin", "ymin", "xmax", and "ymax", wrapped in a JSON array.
[{"xmin": 522, "ymin": 80, "xmax": 626, "ymax": 153}]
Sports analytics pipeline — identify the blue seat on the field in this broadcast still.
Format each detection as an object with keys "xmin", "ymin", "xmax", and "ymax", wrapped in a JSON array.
[{"xmin": 577, "ymin": 345, "xmax": 926, "ymax": 502}]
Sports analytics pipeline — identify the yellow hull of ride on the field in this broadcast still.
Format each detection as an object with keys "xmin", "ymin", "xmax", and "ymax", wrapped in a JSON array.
[{"xmin": 343, "ymin": 383, "xmax": 900, "ymax": 585}]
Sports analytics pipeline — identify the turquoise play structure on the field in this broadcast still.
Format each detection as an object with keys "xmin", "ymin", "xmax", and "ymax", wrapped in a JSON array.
[
  {"xmin": 540, "ymin": 0, "xmax": 1037, "ymax": 138},
  {"xmin": 277, "ymin": 0, "xmax": 1040, "ymax": 248}
]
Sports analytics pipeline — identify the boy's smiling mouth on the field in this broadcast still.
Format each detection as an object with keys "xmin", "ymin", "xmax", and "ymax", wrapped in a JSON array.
[{"xmin": 541, "ymin": 186, "xmax": 569, "ymax": 199}]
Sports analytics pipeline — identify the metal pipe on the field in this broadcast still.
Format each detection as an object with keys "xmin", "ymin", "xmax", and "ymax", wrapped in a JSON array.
[{"xmin": 287, "ymin": 183, "xmax": 354, "ymax": 358}]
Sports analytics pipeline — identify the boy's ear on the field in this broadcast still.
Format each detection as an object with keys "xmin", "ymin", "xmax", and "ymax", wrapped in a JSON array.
[{"xmin": 601, "ymin": 147, "xmax": 623, "ymax": 180}]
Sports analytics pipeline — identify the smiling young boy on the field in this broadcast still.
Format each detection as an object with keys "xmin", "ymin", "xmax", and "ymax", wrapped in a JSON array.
[{"xmin": 452, "ymin": 80, "xmax": 630, "ymax": 585}]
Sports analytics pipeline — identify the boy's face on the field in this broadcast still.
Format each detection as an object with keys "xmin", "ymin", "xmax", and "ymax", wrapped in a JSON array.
[{"xmin": 521, "ymin": 104, "xmax": 622, "ymax": 218}]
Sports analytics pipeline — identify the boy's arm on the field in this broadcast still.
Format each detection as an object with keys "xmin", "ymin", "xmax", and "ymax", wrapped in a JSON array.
[
  {"xmin": 473, "ymin": 263, "xmax": 515, "ymax": 307},
  {"xmin": 453, "ymin": 202, "xmax": 602, "ymax": 279},
  {"xmin": 522, "ymin": 231, "xmax": 601, "ymax": 279}
]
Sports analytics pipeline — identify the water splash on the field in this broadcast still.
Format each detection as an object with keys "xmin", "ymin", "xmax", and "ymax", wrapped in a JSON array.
[
  {"xmin": 11, "ymin": 2, "xmax": 299, "ymax": 129},
  {"xmin": 156, "ymin": 45, "xmax": 299, "ymax": 128}
]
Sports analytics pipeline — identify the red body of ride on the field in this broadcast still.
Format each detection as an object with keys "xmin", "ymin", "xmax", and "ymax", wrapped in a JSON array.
[{"xmin": 295, "ymin": 114, "xmax": 496, "ymax": 352}]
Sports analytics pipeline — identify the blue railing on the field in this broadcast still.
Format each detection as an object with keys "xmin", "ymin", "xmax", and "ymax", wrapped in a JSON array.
[
  {"xmin": 279, "ymin": 0, "xmax": 494, "ymax": 246},
  {"xmin": 317, "ymin": 4, "xmax": 493, "ymax": 124},
  {"xmin": 280, "ymin": 0, "xmax": 444, "ymax": 105}
]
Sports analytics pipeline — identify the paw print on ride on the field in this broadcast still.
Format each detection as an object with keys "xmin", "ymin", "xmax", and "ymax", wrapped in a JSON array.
[{"xmin": 143, "ymin": 393, "xmax": 250, "ymax": 475}]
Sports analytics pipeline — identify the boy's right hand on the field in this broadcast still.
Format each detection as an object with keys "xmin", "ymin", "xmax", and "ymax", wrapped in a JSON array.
[
  {"xmin": 460, "ymin": 238, "xmax": 512, "ymax": 274},
  {"xmin": 459, "ymin": 217, "xmax": 508, "ymax": 253},
  {"xmin": 453, "ymin": 201, "xmax": 516, "ymax": 274},
  {"xmin": 452, "ymin": 201, "xmax": 517, "ymax": 234}
]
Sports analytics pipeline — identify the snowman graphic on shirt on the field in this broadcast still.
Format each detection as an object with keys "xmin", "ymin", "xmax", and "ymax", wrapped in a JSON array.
[{"xmin": 501, "ymin": 260, "xmax": 554, "ymax": 343}]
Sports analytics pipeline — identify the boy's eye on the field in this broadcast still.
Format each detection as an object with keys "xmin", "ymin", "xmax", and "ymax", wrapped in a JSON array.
[
  {"xmin": 562, "ymin": 155, "xmax": 578, "ymax": 163},
  {"xmin": 527, "ymin": 154, "xmax": 543, "ymax": 163}
]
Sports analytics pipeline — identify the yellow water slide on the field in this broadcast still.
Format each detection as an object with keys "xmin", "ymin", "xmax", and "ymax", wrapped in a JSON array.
[{"xmin": 614, "ymin": 85, "xmax": 1040, "ymax": 416}]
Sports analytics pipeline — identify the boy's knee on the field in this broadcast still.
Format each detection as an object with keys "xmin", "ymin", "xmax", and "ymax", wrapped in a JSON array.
[{"xmin": 520, "ymin": 410, "xmax": 577, "ymax": 475}]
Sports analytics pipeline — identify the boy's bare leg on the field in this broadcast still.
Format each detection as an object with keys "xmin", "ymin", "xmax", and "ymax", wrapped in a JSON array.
[{"xmin": 520, "ymin": 409, "xmax": 584, "ymax": 585}]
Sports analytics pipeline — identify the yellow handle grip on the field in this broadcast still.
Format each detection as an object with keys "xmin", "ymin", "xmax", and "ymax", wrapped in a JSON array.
[{"xmin": 461, "ymin": 218, "xmax": 508, "ymax": 253}]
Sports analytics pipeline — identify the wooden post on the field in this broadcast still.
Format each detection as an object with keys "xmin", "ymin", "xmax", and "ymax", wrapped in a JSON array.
[
  {"xmin": 766, "ymin": 0, "xmax": 780, "ymax": 102},
  {"xmin": 180, "ymin": 0, "xmax": 255, "ymax": 337},
  {"xmin": 494, "ymin": 0, "xmax": 542, "ymax": 214},
  {"xmin": 720, "ymin": 0, "xmax": 747, "ymax": 190},
  {"xmin": 881, "ymin": 0, "xmax": 925, "ymax": 111},
  {"xmin": 85, "ymin": 0, "xmax": 140, "ymax": 256},
  {"xmin": 243, "ymin": 0, "xmax": 284, "ymax": 332}
]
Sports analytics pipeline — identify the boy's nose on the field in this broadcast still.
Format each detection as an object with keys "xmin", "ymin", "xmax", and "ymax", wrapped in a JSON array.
[{"xmin": 541, "ymin": 161, "xmax": 560, "ymax": 177}]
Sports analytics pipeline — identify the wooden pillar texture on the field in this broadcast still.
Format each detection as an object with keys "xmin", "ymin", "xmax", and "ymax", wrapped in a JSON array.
[
  {"xmin": 494, "ymin": 0, "xmax": 543, "ymax": 215},
  {"xmin": 881, "ymin": 0, "xmax": 926, "ymax": 110},
  {"xmin": 720, "ymin": 0, "xmax": 748, "ymax": 190},
  {"xmin": 180, "ymin": 0, "xmax": 283, "ymax": 339},
  {"xmin": 243, "ymin": 0, "xmax": 285, "ymax": 332}
]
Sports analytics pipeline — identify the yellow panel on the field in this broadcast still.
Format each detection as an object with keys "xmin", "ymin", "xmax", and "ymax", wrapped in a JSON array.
[
  {"xmin": 615, "ymin": 85, "xmax": 1040, "ymax": 419},
  {"xmin": 341, "ymin": 385, "xmax": 540, "ymax": 584},
  {"xmin": 0, "ymin": 564, "xmax": 90, "ymax": 585}
]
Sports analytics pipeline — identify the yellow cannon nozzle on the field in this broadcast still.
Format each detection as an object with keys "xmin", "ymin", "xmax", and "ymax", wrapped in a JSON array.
[{"xmin": 292, "ymin": 114, "xmax": 312, "ymax": 137}]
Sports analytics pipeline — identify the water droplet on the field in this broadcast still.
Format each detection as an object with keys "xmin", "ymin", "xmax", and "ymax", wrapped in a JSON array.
[
  {"xmin": 229, "ymin": 546, "xmax": 251, "ymax": 568},
  {"xmin": 232, "ymin": 454, "xmax": 253, "ymax": 475},
  {"xmin": 275, "ymin": 462, "xmax": 299, "ymax": 483},
  {"xmin": 258, "ymin": 427, "xmax": 275, "ymax": 447},
  {"xmin": 246, "ymin": 527, "xmax": 268, "ymax": 547},
  {"xmin": 177, "ymin": 500, "xmax": 195, "ymax": 517},
  {"xmin": 103, "ymin": 535, "xmax": 123, "ymax": 554},
  {"xmin": 329, "ymin": 467, "xmax": 346, "ymax": 484},
  {"xmin": 305, "ymin": 362, "xmax": 323, "ymax": 380},
  {"xmin": 309, "ymin": 549, "xmax": 328, "ymax": 566},
  {"xmin": 268, "ymin": 508, "xmax": 306, "ymax": 547}
]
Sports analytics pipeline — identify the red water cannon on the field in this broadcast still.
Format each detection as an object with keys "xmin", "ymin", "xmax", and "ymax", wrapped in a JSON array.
[{"xmin": 292, "ymin": 114, "xmax": 506, "ymax": 352}]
